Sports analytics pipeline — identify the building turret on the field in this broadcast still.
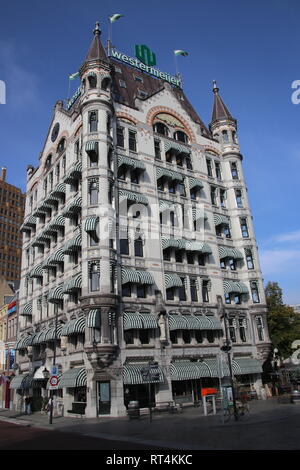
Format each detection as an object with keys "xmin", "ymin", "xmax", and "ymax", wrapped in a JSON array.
[{"xmin": 209, "ymin": 81, "xmax": 239, "ymax": 149}]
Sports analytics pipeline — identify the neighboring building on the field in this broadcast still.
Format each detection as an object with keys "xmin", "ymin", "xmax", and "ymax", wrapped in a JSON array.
[
  {"xmin": 11, "ymin": 23, "xmax": 271, "ymax": 416},
  {"xmin": 290, "ymin": 305, "xmax": 300, "ymax": 315},
  {"xmin": 0, "ymin": 167, "xmax": 25, "ymax": 284}
]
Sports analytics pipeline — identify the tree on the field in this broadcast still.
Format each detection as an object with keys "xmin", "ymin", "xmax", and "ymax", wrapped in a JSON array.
[{"xmin": 265, "ymin": 282, "xmax": 300, "ymax": 359}]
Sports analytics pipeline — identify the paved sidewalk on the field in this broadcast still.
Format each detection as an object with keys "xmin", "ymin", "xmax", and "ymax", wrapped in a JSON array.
[{"xmin": 1, "ymin": 398, "xmax": 300, "ymax": 450}]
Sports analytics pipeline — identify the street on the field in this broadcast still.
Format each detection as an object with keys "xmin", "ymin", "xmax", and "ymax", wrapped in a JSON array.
[{"xmin": 1, "ymin": 398, "xmax": 300, "ymax": 450}]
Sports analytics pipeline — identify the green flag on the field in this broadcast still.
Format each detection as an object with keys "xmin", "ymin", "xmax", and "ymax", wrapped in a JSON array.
[
  {"xmin": 109, "ymin": 14, "xmax": 124, "ymax": 23},
  {"xmin": 174, "ymin": 50, "xmax": 189, "ymax": 57},
  {"xmin": 69, "ymin": 72, "xmax": 79, "ymax": 80}
]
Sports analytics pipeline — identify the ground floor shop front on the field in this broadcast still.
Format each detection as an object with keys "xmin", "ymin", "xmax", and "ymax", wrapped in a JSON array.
[{"xmin": 10, "ymin": 356, "xmax": 263, "ymax": 417}]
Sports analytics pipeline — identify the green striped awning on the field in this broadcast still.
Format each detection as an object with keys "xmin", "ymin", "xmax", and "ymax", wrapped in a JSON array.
[
  {"xmin": 164, "ymin": 140, "xmax": 190, "ymax": 155},
  {"xmin": 123, "ymin": 312, "xmax": 143, "ymax": 330},
  {"xmin": 118, "ymin": 155, "xmax": 145, "ymax": 171},
  {"xmin": 48, "ymin": 285, "xmax": 64, "ymax": 303},
  {"xmin": 205, "ymin": 316, "xmax": 223, "ymax": 330},
  {"xmin": 168, "ymin": 314, "xmax": 188, "ymax": 330},
  {"xmin": 14, "ymin": 335, "xmax": 32, "ymax": 350},
  {"xmin": 61, "ymin": 316, "xmax": 85, "ymax": 336},
  {"xmin": 86, "ymin": 309, "xmax": 101, "ymax": 328},
  {"xmin": 192, "ymin": 208, "xmax": 208, "ymax": 221},
  {"xmin": 42, "ymin": 254, "xmax": 57, "ymax": 269},
  {"xmin": 138, "ymin": 270, "xmax": 155, "ymax": 285},
  {"xmin": 50, "ymin": 183, "xmax": 66, "ymax": 197},
  {"xmin": 48, "ymin": 249, "xmax": 65, "ymax": 265},
  {"xmin": 161, "ymin": 238, "xmax": 183, "ymax": 250},
  {"xmin": 218, "ymin": 246, "xmax": 244, "ymax": 260},
  {"xmin": 58, "ymin": 368, "xmax": 87, "ymax": 389},
  {"xmin": 21, "ymin": 216, "xmax": 37, "ymax": 231},
  {"xmin": 182, "ymin": 315, "xmax": 201, "ymax": 330},
  {"xmin": 9, "ymin": 374, "xmax": 30, "ymax": 390},
  {"xmin": 123, "ymin": 363, "xmax": 164, "ymax": 384},
  {"xmin": 189, "ymin": 177, "xmax": 204, "ymax": 190},
  {"xmin": 32, "ymin": 235, "xmax": 50, "ymax": 247},
  {"xmin": 21, "ymin": 302, "xmax": 32, "ymax": 316},
  {"xmin": 119, "ymin": 189, "xmax": 148, "ymax": 206},
  {"xmin": 44, "ymin": 324, "xmax": 63, "ymax": 341},
  {"xmin": 214, "ymin": 214, "xmax": 230, "ymax": 226},
  {"xmin": 29, "ymin": 264, "xmax": 43, "ymax": 278},
  {"xmin": 85, "ymin": 141, "xmax": 98, "ymax": 153},
  {"xmin": 184, "ymin": 240, "xmax": 212, "ymax": 254},
  {"xmin": 203, "ymin": 358, "xmax": 230, "ymax": 378},
  {"xmin": 121, "ymin": 268, "xmax": 154, "ymax": 285},
  {"xmin": 84, "ymin": 216, "xmax": 99, "ymax": 235},
  {"xmin": 38, "ymin": 202, "xmax": 53, "ymax": 212},
  {"xmin": 223, "ymin": 280, "xmax": 249, "ymax": 294},
  {"xmin": 62, "ymin": 233, "xmax": 82, "ymax": 254},
  {"xmin": 193, "ymin": 315, "xmax": 215, "ymax": 330},
  {"xmin": 62, "ymin": 196, "xmax": 82, "ymax": 217},
  {"xmin": 232, "ymin": 357, "xmax": 263, "ymax": 375},
  {"xmin": 158, "ymin": 199, "xmax": 174, "ymax": 212},
  {"xmin": 63, "ymin": 273, "xmax": 82, "ymax": 293},
  {"xmin": 46, "ymin": 215, "xmax": 65, "ymax": 231},
  {"xmin": 170, "ymin": 362, "xmax": 211, "ymax": 381},
  {"xmin": 63, "ymin": 161, "xmax": 82, "ymax": 184},
  {"xmin": 32, "ymin": 329, "xmax": 49, "ymax": 345},
  {"xmin": 44, "ymin": 193, "xmax": 60, "ymax": 206},
  {"xmin": 156, "ymin": 166, "xmax": 184, "ymax": 182},
  {"xmin": 164, "ymin": 273, "xmax": 183, "ymax": 289}
]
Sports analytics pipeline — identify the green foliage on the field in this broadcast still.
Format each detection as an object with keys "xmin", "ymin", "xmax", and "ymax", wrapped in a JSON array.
[{"xmin": 265, "ymin": 281, "xmax": 300, "ymax": 359}]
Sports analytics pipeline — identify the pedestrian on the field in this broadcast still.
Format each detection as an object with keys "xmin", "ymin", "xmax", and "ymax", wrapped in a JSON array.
[
  {"xmin": 41, "ymin": 396, "xmax": 49, "ymax": 414},
  {"xmin": 25, "ymin": 396, "xmax": 32, "ymax": 415}
]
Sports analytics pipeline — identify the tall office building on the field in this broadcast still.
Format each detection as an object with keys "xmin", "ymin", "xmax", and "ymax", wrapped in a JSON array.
[
  {"xmin": 12, "ymin": 23, "xmax": 271, "ymax": 416},
  {"xmin": 0, "ymin": 168, "xmax": 25, "ymax": 284}
]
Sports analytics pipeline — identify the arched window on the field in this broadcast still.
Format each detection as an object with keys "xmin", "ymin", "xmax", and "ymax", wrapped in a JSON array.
[
  {"xmin": 45, "ymin": 154, "xmax": 52, "ymax": 169},
  {"xmin": 57, "ymin": 138, "xmax": 66, "ymax": 154},
  {"xmin": 174, "ymin": 130, "xmax": 189, "ymax": 143},
  {"xmin": 222, "ymin": 130, "xmax": 229, "ymax": 143},
  {"xmin": 88, "ymin": 74, "xmax": 97, "ymax": 89},
  {"xmin": 101, "ymin": 76, "xmax": 111, "ymax": 91},
  {"xmin": 232, "ymin": 131, "xmax": 238, "ymax": 144},
  {"xmin": 153, "ymin": 122, "xmax": 169, "ymax": 136}
]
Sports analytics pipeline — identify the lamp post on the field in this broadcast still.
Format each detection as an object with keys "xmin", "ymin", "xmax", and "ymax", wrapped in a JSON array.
[{"xmin": 220, "ymin": 311, "xmax": 238, "ymax": 421}]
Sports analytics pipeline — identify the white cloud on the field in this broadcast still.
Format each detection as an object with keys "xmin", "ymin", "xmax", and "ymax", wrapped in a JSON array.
[
  {"xmin": 273, "ymin": 230, "xmax": 300, "ymax": 244},
  {"xmin": 260, "ymin": 249, "xmax": 300, "ymax": 275}
]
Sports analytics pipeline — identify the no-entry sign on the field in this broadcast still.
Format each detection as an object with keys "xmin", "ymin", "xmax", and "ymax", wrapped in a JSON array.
[{"xmin": 49, "ymin": 375, "xmax": 59, "ymax": 389}]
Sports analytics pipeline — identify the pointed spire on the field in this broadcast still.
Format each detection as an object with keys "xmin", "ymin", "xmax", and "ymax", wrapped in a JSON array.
[
  {"xmin": 211, "ymin": 80, "xmax": 235, "ymax": 124},
  {"xmin": 85, "ymin": 22, "xmax": 108, "ymax": 63}
]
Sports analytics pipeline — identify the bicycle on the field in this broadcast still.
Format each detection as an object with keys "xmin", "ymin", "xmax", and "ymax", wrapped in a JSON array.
[{"xmin": 219, "ymin": 400, "xmax": 250, "ymax": 423}]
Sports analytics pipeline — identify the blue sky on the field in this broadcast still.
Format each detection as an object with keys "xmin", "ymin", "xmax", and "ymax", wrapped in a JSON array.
[{"xmin": 0, "ymin": 0, "xmax": 299, "ymax": 304}]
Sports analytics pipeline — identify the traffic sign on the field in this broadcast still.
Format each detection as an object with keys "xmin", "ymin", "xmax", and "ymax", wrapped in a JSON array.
[
  {"xmin": 49, "ymin": 375, "xmax": 59, "ymax": 389},
  {"xmin": 51, "ymin": 365, "xmax": 58, "ymax": 376}
]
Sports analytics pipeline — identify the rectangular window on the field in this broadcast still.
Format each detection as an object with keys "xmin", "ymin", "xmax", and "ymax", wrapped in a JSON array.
[
  {"xmin": 240, "ymin": 218, "xmax": 249, "ymax": 238},
  {"xmin": 119, "ymin": 79, "xmax": 126, "ymax": 88},
  {"xmin": 90, "ymin": 265, "xmax": 100, "ymax": 292},
  {"xmin": 206, "ymin": 159, "xmax": 213, "ymax": 177},
  {"xmin": 168, "ymin": 181, "xmax": 176, "ymax": 194},
  {"xmin": 198, "ymin": 254, "xmax": 205, "ymax": 266},
  {"xmin": 128, "ymin": 130, "xmax": 137, "ymax": 152},
  {"xmin": 246, "ymin": 250, "xmax": 254, "ymax": 269},
  {"xmin": 182, "ymin": 330, "xmax": 191, "ymax": 344},
  {"xmin": 224, "ymin": 225, "xmax": 231, "ymax": 238},
  {"xmin": 211, "ymin": 187, "xmax": 217, "ymax": 206},
  {"xmin": 122, "ymin": 284, "xmax": 131, "ymax": 297},
  {"xmin": 178, "ymin": 278, "xmax": 187, "ymax": 301},
  {"xmin": 220, "ymin": 189, "xmax": 226, "ymax": 208},
  {"xmin": 137, "ymin": 284, "xmax": 147, "ymax": 298},
  {"xmin": 170, "ymin": 330, "xmax": 178, "ymax": 344},
  {"xmin": 139, "ymin": 329, "xmax": 150, "ymax": 344},
  {"xmin": 120, "ymin": 238, "xmax": 129, "ymax": 255},
  {"xmin": 229, "ymin": 258, "xmax": 236, "ymax": 271},
  {"xmin": 239, "ymin": 319, "xmax": 247, "ymax": 342},
  {"xmin": 220, "ymin": 259, "xmax": 226, "ymax": 269},
  {"xmin": 178, "ymin": 183, "xmax": 186, "ymax": 197},
  {"xmin": 89, "ymin": 111, "xmax": 98, "ymax": 132},
  {"xmin": 124, "ymin": 330, "xmax": 134, "ymax": 344},
  {"xmin": 256, "ymin": 317, "xmax": 264, "ymax": 341},
  {"xmin": 175, "ymin": 251, "xmax": 183, "ymax": 263},
  {"xmin": 187, "ymin": 252, "xmax": 194, "ymax": 265},
  {"xmin": 186, "ymin": 157, "xmax": 193, "ymax": 170},
  {"xmin": 89, "ymin": 181, "xmax": 99, "ymax": 205},
  {"xmin": 202, "ymin": 280, "xmax": 209, "ymax": 302},
  {"xmin": 225, "ymin": 293, "xmax": 231, "ymax": 304},
  {"xmin": 231, "ymin": 162, "xmax": 239, "ymax": 179},
  {"xmin": 154, "ymin": 139, "xmax": 161, "ymax": 159},
  {"xmin": 117, "ymin": 126, "xmax": 124, "ymax": 147},
  {"xmin": 130, "ymin": 169, "xmax": 139, "ymax": 184},
  {"xmin": 215, "ymin": 162, "xmax": 222, "ymax": 180},
  {"xmin": 166, "ymin": 288, "xmax": 175, "ymax": 300},
  {"xmin": 190, "ymin": 278, "xmax": 198, "ymax": 302},
  {"xmin": 229, "ymin": 318, "xmax": 236, "ymax": 342},
  {"xmin": 251, "ymin": 282, "xmax": 260, "ymax": 303},
  {"xmin": 235, "ymin": 189, "xmax": 243, "ymax": 208},
  {"xmin": 134, "ymin": 238, "xmax": 143, "ymax": 257}
]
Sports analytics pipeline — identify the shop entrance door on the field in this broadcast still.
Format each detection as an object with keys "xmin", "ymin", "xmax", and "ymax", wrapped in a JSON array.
[{"xmin": 97, "ymin": 381, "xmax": 111, "ymax": 415}]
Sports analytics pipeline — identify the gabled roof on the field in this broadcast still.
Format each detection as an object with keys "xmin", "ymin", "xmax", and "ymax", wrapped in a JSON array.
[{"xmin": 211, "ymin": 81, "xmax": 236, "ymax": 124}]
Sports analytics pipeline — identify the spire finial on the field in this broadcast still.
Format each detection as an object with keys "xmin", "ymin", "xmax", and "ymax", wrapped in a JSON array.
[
  {"xmin": 93, "ymin": 22, "xmax": 101, "ymax": 36},
  {"xmin": 213, "ymin": 80, "xmax": 219, "ymax": 94}
]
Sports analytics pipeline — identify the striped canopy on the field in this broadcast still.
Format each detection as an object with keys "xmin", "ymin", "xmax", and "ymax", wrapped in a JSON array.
[
  {"xmin": 84, "ymin": 216, "xmax": 99, "ymax": 235},
  {"xmin": 123, "ymin": 363, "xmax": 164, "ymax": 385},
  {"xmin": 223, "ymin": 280, "xmax": 249, "ymax": 294},
  {"xmin": 121, "ymin": 268, "xmax": 154, "ymax": 285},
  {"xmin": 29, "ymin": 264, "xmax": 43, "ymax": 278},
  {"xmin": 38, "ymin": 202, "xmax": 53, "ymax": 213},
  {"xmin": 9, "ymin": 374, "xmax": 30, "ymax": 390},
  {"xmin": 46, "ymin": 215, "xmax": 65, "ymax": 232},
  {"xmin": 48, "ymin": 249, "xmax": 65, "ymax": 265},
  {"xmin": 86, "ymin": 309, "xmax": 101, "ymax": 328},
  {"xmin": 156, "ymin": 166, "xmax": 184, "ymax": 182},
  {"xmin": 61, "ymin": 316, "xmax": 85, "ymax": 336},
  {"xmin": 21, "ymin": 216, "xmax": 37, "ymax": 231},
  {"xmin": 164, "ymin": 140, "xmax": 190, "ymax": 155},
  {"xmin": 63, "ymin": 161, "xmax": 82, "ymax": 184},
  {"xmin": 192, "ymin": 207, "xmax": 208, "ymax": 221},
  {"xmin": 48, "ymin": 285, "xmax": 64, "ymax": 303},
  {"xmin": 62, "ymin": 196, "xmax": 82, "ymax": 217},
  {"xmin": 62, "ymin": 233, "xmax": 82, "ymax": 254},
  {"xmin": 164, "ymin": 273, "xmax": 183, "ymax": 289},
  {"xmin": 119, "ymin": 189, "xmax": 148, "ymax": 206},
  {"xmin": 189, "ymin": 177, "xmax": 204, "ymax": 190},
  {"xmin": 85, "ymin": 141, "xmax": 98, "ymax": 153},
  {"xmin": 168, "ymin": 314, "xmax": 222, "ymax": 331},
  {"xmin": 158, "ymin": 199, "xmax": 174, "ymax": 212},
  {"xmin": 50, "ymin": 183, "xmax": 66, "ymax": 197},
  {"xmin": 21, "ymin": 302, "xmax": 32, "ymax": 316},
  {"xmin": 63, "ymin": 273, "xmax": 82, "ymax": 293},
  {"xmin": 118, "ymin": 155, "xmax": 145, "ymax": 171},
  {"xmin": 123, "ymin": 312, "xmax": 158, "ymax": 330},
  {"xmin": 58, "ymin": 368, "xmax": 87, "ymax": 389},
  {"xmin": 214, "ymin": 214, "xmax": 230, "ymax": 226},
  {"xmin": 170, "ymin": 362, "xmax": 212, "ymax": 381},
  {"xmin": 219, "ymin": 246, "xmax": 243, "ymax": 260}
]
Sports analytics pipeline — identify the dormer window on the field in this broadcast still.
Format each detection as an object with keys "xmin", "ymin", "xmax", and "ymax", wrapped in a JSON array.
[
  {"xmin": 153, "ymin": 122, "xmax": 169, "ymax": 136},
  {"xmin": 119, "ymin": 79, "xmax": 126, "ymax": 88},
  {"xmin": 137, "ymin": 89, "xmax": 148, "ymax": 99}
]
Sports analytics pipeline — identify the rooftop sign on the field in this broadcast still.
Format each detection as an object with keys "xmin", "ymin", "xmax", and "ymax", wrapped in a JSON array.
[{"xmin": 110, "ymin": 48, "xmax": 182, "ymax": 88}]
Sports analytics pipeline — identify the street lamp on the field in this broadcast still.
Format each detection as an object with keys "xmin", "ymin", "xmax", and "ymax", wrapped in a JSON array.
[{"xmin": 42, "ymin": 368, "xmax": 50, "ymax": 379}]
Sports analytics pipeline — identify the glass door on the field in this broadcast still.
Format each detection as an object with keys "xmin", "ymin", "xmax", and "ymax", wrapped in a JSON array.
[{"xmin": 97, "ymin": 381, "xmax": 111, "ymax": 415}]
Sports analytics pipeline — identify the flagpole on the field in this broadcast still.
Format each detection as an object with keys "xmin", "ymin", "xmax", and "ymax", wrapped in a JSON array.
[
  {"xmin": 174, "ymin": 52, "xmax": 179, "ymax": 77},
  {"xmin": 107, "ymin": 19, "xmax": 112, "ymax": 56},
  {"xmin": 67, "ymin": 77, "xmax": 71, "ymax": 101}
]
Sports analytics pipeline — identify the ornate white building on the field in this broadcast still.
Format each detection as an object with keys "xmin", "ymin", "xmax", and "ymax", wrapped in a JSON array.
[{"xmin": 11, "ymin": 23, "xmax": 271, "ymax": 416}]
